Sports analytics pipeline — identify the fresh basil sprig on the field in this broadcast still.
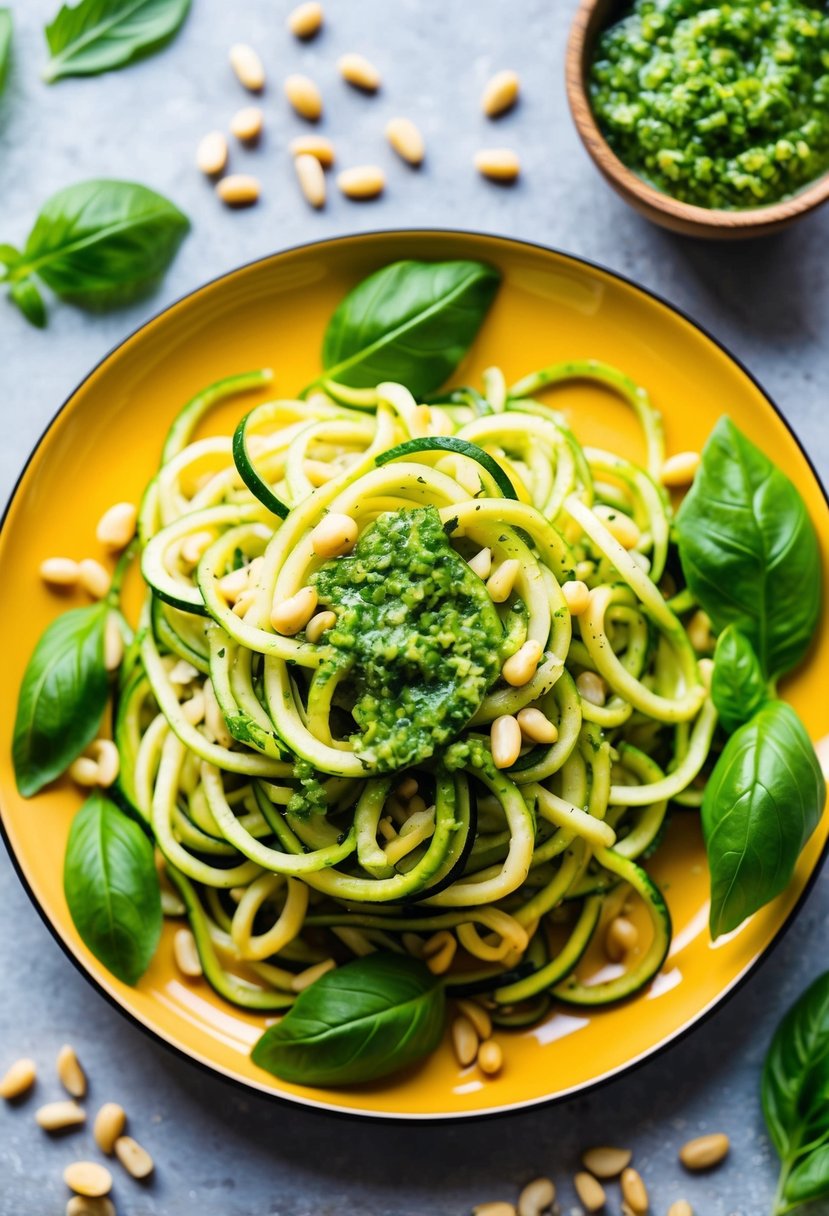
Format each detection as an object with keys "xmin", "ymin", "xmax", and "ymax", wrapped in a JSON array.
[
  {"xmin": 711, "ymin": 624, "xmax": 768, "ymax": 734},
  {"xmin": 64, "ymin": 792, "xmax": 161, "ymax": 985},
  {"xmin": 252, "ymin": 953, "xmax": 445, "ymax": 1086},
  {"xmin": 0, "ymin": 8, "xmax": 12, "ymax": 96},
  {"xmin": 763, "ymin": 971, "xmax": 829, "ymax": 1215},
  {"xmin": 13, "ymin": 602, "xmax": 110, "ymax": 797},
  {"xmin": 1, "ymin": 179, "xmax": 189, "ymax": 327},
  {"xmin": 318, "ymin": 260, "xmax": 501, "ymax": 398},
  {"xmin": 43, "ymin": 0, "xmax": 191, "ymax": 83}
]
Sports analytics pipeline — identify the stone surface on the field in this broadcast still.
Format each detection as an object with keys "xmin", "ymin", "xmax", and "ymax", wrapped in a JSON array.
[{"xmin": 1, "ymin": 2, "xmax": 827, "ymax": 1213}]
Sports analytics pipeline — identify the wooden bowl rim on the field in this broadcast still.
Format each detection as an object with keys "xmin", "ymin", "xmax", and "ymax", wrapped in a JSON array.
[{"xmin": 566, "ymin": 0, "xmax": 829, "ymax": 232}]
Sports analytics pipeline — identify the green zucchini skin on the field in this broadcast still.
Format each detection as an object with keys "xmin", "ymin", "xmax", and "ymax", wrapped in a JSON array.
[{"xmin": 375, "ymin": 436, "xmax": 518, "ymax": 501}]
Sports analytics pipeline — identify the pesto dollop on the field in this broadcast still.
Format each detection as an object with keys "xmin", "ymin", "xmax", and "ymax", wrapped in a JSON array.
[
  {"xmin": 590, "ymin": 0, "xmax": 829, "ymax": 209},
  {"xmin": 313, "ymin": 507, "xmax": 502, "ymax": 772}
]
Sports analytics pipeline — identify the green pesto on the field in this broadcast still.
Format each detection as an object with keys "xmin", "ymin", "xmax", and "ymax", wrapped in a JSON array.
[
  {"xmin": 590, "ymin": 0, "xmax": 829, "ymax": 209},
  {"xmin": 313, "ymin": 507, "xmax": 502, "ymax": 771}
]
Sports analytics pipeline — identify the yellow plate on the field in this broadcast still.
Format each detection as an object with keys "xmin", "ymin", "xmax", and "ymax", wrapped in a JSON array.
[{"xmin": 1, "ymin": 231, "xmax": 827, "ymax": 1120}]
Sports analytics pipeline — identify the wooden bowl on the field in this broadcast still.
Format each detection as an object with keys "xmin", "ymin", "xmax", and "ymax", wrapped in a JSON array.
[{"xmin": 566, "ymin": 0, "xmax": 829, "ymax": 238}]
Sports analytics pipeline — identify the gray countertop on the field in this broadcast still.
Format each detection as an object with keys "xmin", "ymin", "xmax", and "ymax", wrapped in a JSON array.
[{"xmin": 1, "ymin": 2, "xmax": 828, "ymax": 1213}]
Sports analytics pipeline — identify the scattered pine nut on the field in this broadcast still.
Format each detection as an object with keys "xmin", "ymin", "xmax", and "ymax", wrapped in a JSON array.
[
  {"xmin": 229, "ymin": 43, "xmax": 265, "ymax": 92},
  {"xmin": 668, "ymin": 1202, "xmax": 693, "ymax": 1216},
  {"xmin": 311, "ymin": 513, "xmax": 358, "ymax": 558},
  {"xmin": 605, "ymin": 915, "xmax": 639, "ymax": 961},
  {"xmin": 482, "ymin": 69, "xmax": 520, "ymax": 117},
  {"xmin": 271, "ymin": 585, "xmax": 318, "ymax": 635},
  {"xmin": 397, "ymin": 775, "xmax": 419, "ymax": 800},
  {"xmin": 661, "ymin": 451, "xmax": 701, "ymax": 487},
  {"xmin": 574, "ymin": 1172, "xmax": 606, "ymax": 1212},
  {"xmin": 337, "ymin": 165, "xmax": 385, "ymax": 200},
  {"xmin": 468, "ymin": 548, "xmax": 493, "ymax": 580},
  {"xmin": 486, "ymin": 558, "xmax": 520, "ymax": 602},
  {"xmin": 289, "ymin": 134, "xmax": 335, "ymax": 166},
  {"xmin": 0, "ymin": 1058, "xmax": 36, "ymax": 1100},
  {"xmin": 451, "ymin": 1015, "xmax": 479, "ymax": 1067},
  {"xmin": 385, "ymin": 117, "xmax": 425, "ymax": 165},
  {"xmin": 679, "ymin": 1133, "xmax": 730, "ymax": 1171},
  {"xmin": 182, "ymin": 691, "xmax": 206, "ymax": 725},
  {"xmin": 491, "ymin": 714, "xmax": 522, "ymax": 769},
  {"xmin": 56, "ymin": 1045, "xmax": 87, "ymax": 1099},
  {"xmin": 287, "ymin": 1, "xmax": 323, "ymax": 38},
  {"xmin": 40, "ymin": 557, "xmax": 80, "ymax": 588},
  {"xmin": 457, "ymin": 999, "xmax": 492, "ymax": 1041},
  {"xmin": 594, "ymin": 505, "xmax": 641, "ymax": 549},
  {"xmin": 96, "ymin": 502, "xmax": 137, "ymax": 550},
  {"xmin": 581, "ymin": 1147, "xmax": 632, "ymax": 1178},
  {"xmin": 69, "ymin": 756, "xmax": 99, "ymax": 787},
  {"xmin": 516, "ymin": 707, "xmax": 558, "ymax": 745},
  {"xmin": 197, "ymin": 131, "xmax": 228, "ymax": 177},
  {"xmin": 63, "ymin": 1162, "xmax": 112, "ymax": 1198},
  {"xmin": 114, "ymin": 1135, "xmax": 154, "ymax": 1180},
  {"xmin": 295, "ymin": 152, "xmax": 326, "ymax": 208},
  {"xmin": 338, "ymin": 52, "xmax": 381, "ymax": 92},
  {"xmin": 502, "ymin": 639, "xmax": 543, "ymax": 687},
  {"xmin": 475, "ymin": 148, "xmax": 520, "ymax": 182},
  {"xmin": 477, "ymin": 1039, "xmax": 503, "ymax": 1075},
  {"xmin": 93, "ymin": 1103, "xmax": 126, "ymax": 1155},
  {"xmin": 103, "ymin": 614, "xmax": 123, "ymax": 672},
  {"xmin": 291, "ymin": 958, "xmax": 336, "ymax": 992},
  {"xmin": 472, "ymin": 1205, "xmax": 516, "ymax": 1216},
  {"xmin": 423, "ymin": 930, "xmax": 456, "ymax": 975},
  {"xmin": 71, "ymin": 739, "xmax": 119, "ymax": 789},
  {"xmin": 688, "ymin": 609, "xmax": 713, "ymax": 653},
  {"xmin": 561, "ymin": 579, "xmax": 590, "ymax": 616},
  {"xmin": 284, "ymin": 73, "xmax": 323, "ymax": 120},
  {"xmin": 230, "ymin": 106, "xmax": 264, "ymax": 142},
  {"xmin": 517, "ymin": 1177, "xmax": 555, "ymax": 1216},
  {"xmin": 576, "ymin": 670, "xmax": 607, "ymax": 707},
  {"xmin": 620, "ymin": 1167, "xmax": 648, "ymax": 1213},
  {"xmin": 305, "ymin": 610, "xmax": 336, "ymax": 643},
  {"xmin": 173, "ymin": 927, "xmax": 202, "ymax": 978},
  {"xmin": 78, "ymin": 558, "xmax": 110, "ymax": 599},
  {"xmin": 36, "ymin": 1100, "xmax": 86, "ymax": 1131},
  {"xmin": 216, "ymin": 175, "xmax": 261, "ymax": 207},
  {"xmin": 66, "ymin": 1198, "xmax": 116, "ymax": 1216}
]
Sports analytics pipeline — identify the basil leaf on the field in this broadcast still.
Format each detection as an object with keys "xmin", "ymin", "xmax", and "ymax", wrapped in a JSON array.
[
  {"xmin": 703, "ymin": 701, "xmax": 825, "ymax": 938},
  {"xmin": 64, "ymin": 792, "xmax": 161, "ymax": 985},
  {"xmin": 676, "ymin": 417, "xmax": 821, "ymax": 681},
  {"xmin": 13, "ymin": 603, "xmax": 109, "ymax": 797},
  {"xmin": 10, "ymin": 278, "xmax": 47, "ymax": 328},
  {"xmin": 0, "ymin": 8, "xmax": 12, "ymax": 95},
  {"xmin": 320, "ymin": 260, "xmax": 501, "ymax": 397},
  {"xmin": 43, "ymin": 0, "xmax": 191, "ymax": 83},
  {"xmin": 251, "ymin": 953, "xmax": 445, "ymax": 1086},
  {"xmin": 763, "ymin": 971, "xmax": 829, "ymax": 1213},
  {"xmin": 9, "ymin": 179, "xmax": 189, "ymax": 318},
  {"xmin": 711, "ymin": 624, "xmax": 768, "ymax": 734}
]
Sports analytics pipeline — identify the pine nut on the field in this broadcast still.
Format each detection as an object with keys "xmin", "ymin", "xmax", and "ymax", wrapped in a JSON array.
[
  {"xmin": 67, "ymin": 1198, "xmax": 116, "ymax": 1216},
  {"xmin": 114, "ymin": 1135, "xmax": 154, "ymax": 1180},
  {"xmin": 56, "ymin": 1045, "xmax": 86, "ymax": 1099},
  {"xmin": 491, "ymin": 714, "xmax": 522, "ymax": 769},
  {"xmin": 203, "ymin": 679, "xmax": 231, "ymax": 747},
  {"xmin": 229, "ymin": 43, "xmax": 265, "ymax": 92},
  {"xmin": 679, "ymin": 1133, "xmax": 729, "ymax": 1171},
  {"xmin": 561, "ymin": 579, "xmax": 590, "ymax": 616},
  {"xmin": 581, "ymin": 1147, "xmax": 632, "ymax": 1178},
  {"xmin": 304, "ymin": 459, "xmax": 336, "ymax": 485},
  {"xmin": 271, "ymin": 585, "xmax": 318, "ymax": 635},
  {"xmin": 451, "ymin": 1016, "xmax": 479, "ymax": 1067},
  {"xmin": 423, "ymin": 930, "xmax": 456, "ymax": 975},
  {"xmin": 482, "ymin": 69, "xmax": 520, "ymax": 117},
  {"xmin": 88, "ymin": 739, "xmax": 120, "ymax": 788},
  {"xmin": 621, "ymin": 1167, "xmax": 648, "ymax": 1213},
  {"xmin": 473, "ymin": 1206, "xmax": 516, "ymax": 1216},
  {"xmin": 180, "ymin": 529, "xmax": 215, "ymax": 566},
  {"xmin": 230, "ymin": 106, "xmax": 264, "ymax": 142},
  {"xmin": 594, "ymin": 505, "xmax": 641, "ymax": 549},
  {"xmin": 385, "ymin": 117, "xmax": 425, "ymax": 165},
  {"xmin": 306, "ymin": 610, "xmax": 336, "ymax": 643},
  {"xmin": 477, "ymin": 1039, "xmax": 503, "ymax": 1075},
  {"xmin": 289, "ymin": 134, "xmax": 335, "ymax": 166},
  {"xmin": 182, "ymin": 690, "xmax": 205, "ymax": 725},
  {"xmin": 64, "ymin": 1162, "xmax": 112, "ymax": 1198},
  {"xmin": 93, "ymin": 1103, "xmax": 126, "ymax": 1155},
  {"xmin": 688, "ymin": 610, "xmax": 713, "ymax": 653},
  {"xmin": 40, "ymin": 557, "xmax": 80, "ymax": 588},
  {"xmin": 475, "ymin": 148, "xmax": 521, "ymax": 182},
  {"xmin": 574, "ymin": 1172, "xmax": 606, "ymax": 1212},
  {"xmin": 502, "ymin": 639, "xmax": 543, "ymax": 686},
  {"xmin": 104, "ymin": 614, "xmax": 123, "ymax": 672},
  {"xmin": 216, "ymin": 174, "xmax": 260, "ymax": 207},
  {"xmin": 36, "ymin": 1100, "xmax": 86, "ymax": 1131},
  {"xmin": 661, "ymin": 451, "xmax": 701, "ymax": 488},
  {"xmin": 232, "ymin": 587, "xmax": 257, "ymax": 618},
  {"xmin": 605, "ymin": 915, "xmax": 639, "ymax": 962},
  {"xmin": 516, "ymin": 707, "xmax": 558, "ymax": 745},
  {"xmin": 486, "ymin": 558, "xmax": 520, "ymax": 602},
  {"xmin": 337, "ymin": 165, "xmax": 385, "ymax": 200},
  {"xmin": 288, "ymin": 1, "xmax": 323, "ymax": 38},
  {"xmin": 96, "ymin": 502, "xmax": 136, "ymax": 550},
  {"xmin": 397, "ymin": 776, "xmax": 419, "ymax": 800},
  {"xmin": 291, "ymin": 958, "xmax": 336, "ymax": 992},
  {"xmin": 285, "ymin": 73, "xmax": 323, "ymax": 120},
  {"xmin": 295, "ymin": 152, "xmax": 326, "ymax": 208},
  {"xmin": 402, "ymin": 931, "xmax": 424, "ymax": 957},
  {"xmin": 518, "ymin": 1177, "xmax": 555, "ymax": 1216},
  {"xmin": 197, "ymin": 130, "xmax": 228, "ymax": 176},
  {"xmin": 577, "ymin": 670, "xmax": 607, "ymax": 707},
  {"xmin": 457, "ymin": 999, "xmax": 492, "ymax": 1041},
  {"xmin": 218, "ymin": 566, "xmax": 249, "ymax": 603},
  {"xmin": 668, "ymin": 1202, "xmax": 693, "ymax": 1216},
  {"xmin": 0, "ymin": 1058, "xmax": 36, "ymax": 1099},
  {"xmin": 173, "ymin": 927, "xmax": 202, "ymax": 979},
  {"xmin": 468, "ymin": 548, "xmax": 493, "ymax": 579},
  {"xmin": 68, "ymin": 756, "xmax": 99, "ymax": 786},
  {"xmin": 78, "ymin": 558, "xmax": 110, "ymax": 599},
  {"xmin": 338, "ymin": 52, "xmax": 381, "ymax": 91}
]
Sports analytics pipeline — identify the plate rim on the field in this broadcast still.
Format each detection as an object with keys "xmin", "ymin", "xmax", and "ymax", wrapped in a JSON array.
[{"xmin": 2, "ymin": 226, "xmax": 827, "ymax": 1123}]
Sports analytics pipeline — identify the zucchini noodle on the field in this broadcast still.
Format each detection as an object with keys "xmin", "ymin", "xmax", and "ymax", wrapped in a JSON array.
[{"xmin": 117, "ymin": 358, "xmax": 714, "ymax": 1022}]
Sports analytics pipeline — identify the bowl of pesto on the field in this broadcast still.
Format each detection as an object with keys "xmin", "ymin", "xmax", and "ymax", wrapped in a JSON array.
[{"xmin": 567, "ymin": 0, "xmax": 829, "ymax": 237}]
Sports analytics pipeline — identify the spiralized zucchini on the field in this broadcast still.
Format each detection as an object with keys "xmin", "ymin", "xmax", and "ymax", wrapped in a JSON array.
[{"xmin": 122, "ymin": 359, "xmax": 715, "ymax": 1020}]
